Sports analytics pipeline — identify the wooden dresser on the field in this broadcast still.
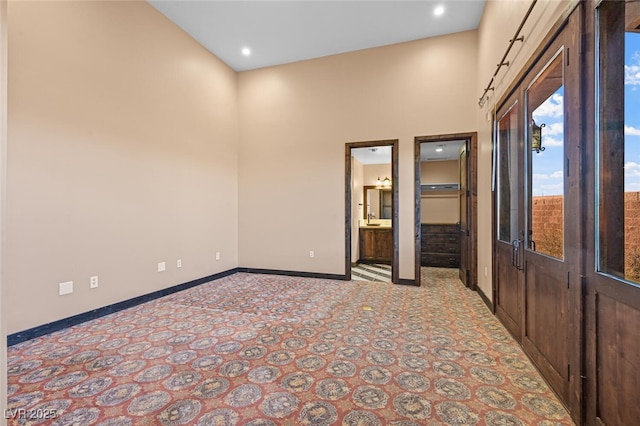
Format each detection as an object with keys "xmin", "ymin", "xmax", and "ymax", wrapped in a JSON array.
[{"xmin": 421, "ymin": 223, "xmax": 460, "ymax": 268}]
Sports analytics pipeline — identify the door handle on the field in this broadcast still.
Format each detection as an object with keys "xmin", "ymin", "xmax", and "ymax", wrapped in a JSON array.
[
  {"xmin": 528, "ymin": 230, "xmax": 536, "ymax": 251},
  {"xmin": 512, "ymin": 239, "xmax": 524, "ymax": 271}
]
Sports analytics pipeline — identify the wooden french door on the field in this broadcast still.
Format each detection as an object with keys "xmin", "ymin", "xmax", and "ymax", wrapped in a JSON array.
[
  {"xmin": 495, "ymin": 95, "xmax": 524, "ymax": 342},
  {"xmin": 494, "ymin": 8, "xmax": 581, "ymax": 412}
]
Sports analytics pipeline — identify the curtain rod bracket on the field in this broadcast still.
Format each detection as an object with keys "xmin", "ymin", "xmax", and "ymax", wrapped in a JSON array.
[
  {"xmin": 478, "ymin": 87, "xmax": 495, "ymax": 107},
  {"xmin": 477, "ymin": 0, "xmax": 537, "ymax": 108}
]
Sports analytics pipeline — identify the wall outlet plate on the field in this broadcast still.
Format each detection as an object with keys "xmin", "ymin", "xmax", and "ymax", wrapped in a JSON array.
[
  {"xmin": 158, "ymin": 262, "xmax": 166, "ymax": 272},
  {"xmin": 177, "ymin": 259, "xmax": 182, "ymax": 268},
  {"xmin": 59, "ymin": 281, "xmax": 73, "ymax": 295},
  {"xmin": 215, "ymin": 252, "xmax": 220, "ymax": 261},
  {"xmin": 90, "ymin": 276, "xmax": 99, "ymax": 289}
]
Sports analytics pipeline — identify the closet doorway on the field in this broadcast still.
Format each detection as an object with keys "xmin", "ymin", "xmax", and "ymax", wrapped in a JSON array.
[{"xmin": 414, "ymin": 133, "xmax": 477, "ymax": 288}]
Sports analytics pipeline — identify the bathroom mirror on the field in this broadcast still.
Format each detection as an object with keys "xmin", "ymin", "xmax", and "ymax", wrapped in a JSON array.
[{"xmin": 364, "ymin": 185, "xmax": 392, "ymax": 220}]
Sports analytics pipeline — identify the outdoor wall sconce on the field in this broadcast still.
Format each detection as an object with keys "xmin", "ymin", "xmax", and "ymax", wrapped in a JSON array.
[{"xmin": 531, "ymin": 120, "xmax": 546, "ymax": 153}]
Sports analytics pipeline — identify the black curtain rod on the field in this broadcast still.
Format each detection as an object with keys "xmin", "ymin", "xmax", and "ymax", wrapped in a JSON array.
[{"xmin": 478, "ymin": 0, "xmax": 537, "ymax": 107}]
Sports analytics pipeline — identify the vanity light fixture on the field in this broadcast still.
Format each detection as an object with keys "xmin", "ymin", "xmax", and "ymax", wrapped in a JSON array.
[
  {"xmin": 376, "ymin": 176, "xmax": 392, "ymax": 188},
  {"xmin": 434, "ymin": 5, "xmax": 445, "ymax": 17}
]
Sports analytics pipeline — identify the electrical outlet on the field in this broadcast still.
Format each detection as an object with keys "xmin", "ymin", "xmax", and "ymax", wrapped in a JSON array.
[
  {"xmin": 309, "ymin": 251, "xmax": 315, "ymax": 258},
  {"xmin": 216, "ymin": 252, "xmax": 220, "ymax": 261},
  {"xmin": 158, "ymin": 262, "xmax": 166, "ymax": 272},
  {"xmin": 90, "ymin": 276, "xmax": 99, "ymax": 289},
  {"xmin": 177, "ymin": 259, "xmax": 182, "ymax": 268},
  {"xmin": 59, "ymin": 281, "xmax": 73, "ymax": 296}
]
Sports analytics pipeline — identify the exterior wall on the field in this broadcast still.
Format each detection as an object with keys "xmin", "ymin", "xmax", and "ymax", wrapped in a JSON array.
[
  {"xmin": 238, "ymin": 30, "xmax": 478, "ymax": 280},
  {"xmin": 7, "ymin": 1, "xmax": 239, "ymax": 333},
  {"xmin": 531, "ymin": 192, "xmax": 640, "ymax": 280},
  {"xmin": 625, "ymin": 192, "xmax": 640, "ymax": 280},
  {"xmin": 531, "ymin": 195, "xmax": 564, "ymax": 258},
  {"xmin": 476, "ymin": 0, "xmax": 575, "ymax": 300}
]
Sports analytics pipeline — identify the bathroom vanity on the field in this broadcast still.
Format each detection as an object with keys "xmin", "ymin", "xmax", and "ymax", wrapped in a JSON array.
[{"xmin": 359, "ymin": 225, "xmax": 393, "ymax": 264}]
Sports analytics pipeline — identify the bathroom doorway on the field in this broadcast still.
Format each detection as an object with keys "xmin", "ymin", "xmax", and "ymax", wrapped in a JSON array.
[
  {"xmin": 414, "ymin": 133, "xmax": 477, "ymax": 288},
  {"xmin": 345, "ymin": 140, "xmax": 399, "ymax": 284}
]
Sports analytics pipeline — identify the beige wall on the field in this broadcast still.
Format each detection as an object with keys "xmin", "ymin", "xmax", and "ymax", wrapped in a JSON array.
[
  {"xmin": 421, "ymin": 194, "xmax": 458, "ymax": 224},
  {"xmin": 475, "ymin": 0, "xmax": 576, "ymax": 299},
  {"xmin": 363, "ymin": 164, "xmax": 392, "ymax": 187},
  {"xmin": 7, "ymin": 1, "xmax": 239, "ymax": 333},
  {"xmin": 420, "ymin": 159, "xmax": 459, "ymax": 184},
  {"xmin": 238, "ymin": 31, "xmax": 478, "ymax": 280},
  {"xmin": 420, "ymin": 160, "xmax": 459, "ymax": 224}
]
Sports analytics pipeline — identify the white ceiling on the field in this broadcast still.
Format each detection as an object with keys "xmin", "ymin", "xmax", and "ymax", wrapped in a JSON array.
[
  {"xmin": 420, "ymin": 140, "xmax": 466, "ymax": 162},
  {"xmin": 352, "ymin": 146, "xmax": 392, "ymax": 165},
  {"xmin": 148, "ymin": 0, "xmax": 486, "ymax": 72},
  {"xmin": 351, "ymin": 140, "xmax": 464, "ymax": 165}
]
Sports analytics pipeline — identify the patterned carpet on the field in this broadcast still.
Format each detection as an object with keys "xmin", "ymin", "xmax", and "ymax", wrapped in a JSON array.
[{"xmin": 6, "ymin": 268, "xmax": 574, "ymax": 425}]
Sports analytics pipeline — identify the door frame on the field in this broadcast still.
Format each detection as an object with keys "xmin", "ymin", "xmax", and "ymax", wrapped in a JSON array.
[
  {"xmin": 345, "ymin": 139, "xmax": 399, "ymax": 284},
  {"xmin": 414, "ymin": 133, "xmax": 478, "ymax": 289},
  {"xmin": 583, "ymin": 1, "xmax": 640, "ymax": 425}
]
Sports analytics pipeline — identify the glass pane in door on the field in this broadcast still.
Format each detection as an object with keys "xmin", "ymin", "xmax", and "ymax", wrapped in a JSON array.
[
  {"xmin": 497, "ymin": 102, "xmax": 519, "ymax": 243},
  {"xmin": 526, "ymin": 53, "xmax": 564, "ymax": 259},
  {"xmin": 597, "ymin": 0, "xmax": 640, "ymax": 284},
  {"xmin": 624, "ymin": 30, "xmax": 640, "ymax": 282}
]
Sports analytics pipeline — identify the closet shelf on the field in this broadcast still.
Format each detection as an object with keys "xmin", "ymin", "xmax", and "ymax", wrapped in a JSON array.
[{"xmin": 420, "ymin": 183, "xmax": 459, "ymax": 192}]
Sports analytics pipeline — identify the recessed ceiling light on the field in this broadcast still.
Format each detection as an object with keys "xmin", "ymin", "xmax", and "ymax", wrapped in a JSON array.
[
  {"xmin": 242, "ymin": 47, "xmax": 251, "ymax": 56},
  {"xmin": 436, "ymin": 147, "xmax": 444, "ymax": 152},
  {"xmin": 434, "ymin": 5, "xmax": 445, "ymax": 16}
]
